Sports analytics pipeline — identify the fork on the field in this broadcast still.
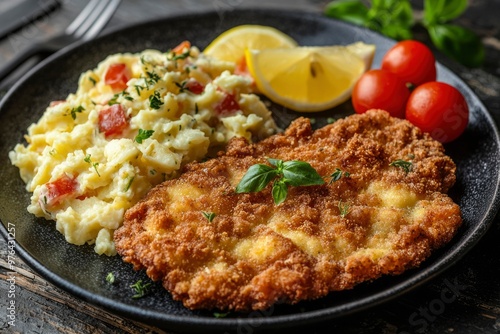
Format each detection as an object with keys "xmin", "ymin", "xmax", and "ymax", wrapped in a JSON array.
[{"xmin": 0, "ymin": 0, "xmax": 121, "ymax": 89}]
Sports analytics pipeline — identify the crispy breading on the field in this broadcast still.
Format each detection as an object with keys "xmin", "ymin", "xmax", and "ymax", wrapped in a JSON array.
[{"xmin": 114, "ymin": 110, "xmax": 461, "ymax": 311}]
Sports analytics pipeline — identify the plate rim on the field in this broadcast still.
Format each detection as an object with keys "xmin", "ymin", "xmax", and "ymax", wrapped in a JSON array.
[{"xmin": 2, "ymin": 7, "xmax": 500, "ymax": 331}]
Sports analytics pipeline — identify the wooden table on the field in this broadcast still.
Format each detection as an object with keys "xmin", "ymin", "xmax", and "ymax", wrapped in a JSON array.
[{"xmin": 1, "ymin": 0, "xmax": 499, "ymax": 333}]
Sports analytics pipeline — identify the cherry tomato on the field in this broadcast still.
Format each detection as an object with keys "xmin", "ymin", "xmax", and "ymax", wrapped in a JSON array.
[
  {"xmin": 352, "ymin": 69, "xmax": 410, "ymax": 118},
  {"xmin": 98, "ymin": 104, "xmax": 129, "ymax": 137},
  {"xmin": 381, "ymin": 40, "xmax": 436, "ymax": 87},
  {"xmin": 406, "ymin": 82, "xmax": 469, "ymax": 143},
  {"xmin": 104, "ymin": 63, "xmax": 131, "ymax": 91}
]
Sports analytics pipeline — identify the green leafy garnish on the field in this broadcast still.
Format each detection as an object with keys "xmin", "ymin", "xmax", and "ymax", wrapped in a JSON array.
[
  {"xmin": 84, "ymin": 154, "xmax": 100, "ymax": 176},
  {"xmin": 134, "ymin": 84, "xmax": 145, "ymax": 96},
  {"xmin": 202, "ymin": 211, "xmax": 217, "ymax": 222},
  {"xmin": 146, "ymin": 71, "xmax": 161, "ymax": 83},
  {"xmin": 329, "ymin": 168, "xmax": 350, "ymax": 184},
  {"xmin": 70, "ymin": 105, "xmax": 85, "ymax": 120},
  {"xmin": 170, "ymin": 49, "xmax": 191, "ymax": 61},
  {"xmin": 390, "ymin": 159, "xmax": 413, "ymax": 174},
  {"xmin": 124, "ymin": 176, "xmax": 134, "ymax": 191},
  {"xmin": 138, "ymin": 71, "xmax": 162, "ymax": 91},
  {"xmin": 135, "ymin": 129, "xmax": 154, "ymax": 143},
  {"xmin": 325, "ymin": 0, "xmax": 413, "ymax": 40},
  {"xmin": 175, "ymin": 81, "xmax": 188, "ymax": 93},
  {"xmin": 235, "ymin": 159, "xmax": 325, "ymax": 205},
  {"xmin": 109, "ymin": 91, "xmax": 133, "ymax": 105},
  {"xmin": 324, "ymin": 0, "xmax": 484, "ymax": 67},
  {"xmin": 106, "ymin": 272, "xmax": 116, "ymax": 284},
  {"xmin": 130, "ymin": 280, "xmax": 152, "ymax": 299},
  {"xmin": 338, "ymin": 200, "xmax": 351, "ymax": 218},
  {"xmin": 213, "ymin": 312, "xmax": 229, "ymax": 318},
  {"xmin": 149, "ymin": 91, "xmax": 163, "ymax": 109}
]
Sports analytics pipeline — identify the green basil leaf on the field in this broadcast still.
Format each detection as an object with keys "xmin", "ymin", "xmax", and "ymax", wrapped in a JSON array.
[
  {"xmin": 272, "ymin": 180, "xmax": 288, "ymax": 205},
  {"xmin": 282, "ymin": 161, "xmax": 325, "ymax": 187},
  {"xmin": 367, "ymin": 0, "xmax": 414, "ymax": 40},
  {"xmin": 376, "ymin": 22, "xmax": 413, "ymax": 40},
  {"xmin": 235, "ymin": 164, "xmax": 277, "ymax": 193},
  {"xmin": 267, "ymin": 158, "xmax": 283, "ymax": 170},
  {"xmin": 424, "ymin": 0, "xmax": 467, "ymax": 25},
  {"xmin": 370, "ymin": 0, "xmax": 413, "ymax": 26},
  {"xmin": 324, "ymin": 0, "xmax": 369, "ymax": 26},
  {"xmin": 428, "ymin": 23, "xmax": 485, "ymax": 67}
]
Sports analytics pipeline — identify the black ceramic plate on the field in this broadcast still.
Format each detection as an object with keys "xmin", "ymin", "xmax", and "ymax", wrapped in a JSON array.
[{"xmin": 1, "ymin": 9, "xmax": 499, "ymax": 333}]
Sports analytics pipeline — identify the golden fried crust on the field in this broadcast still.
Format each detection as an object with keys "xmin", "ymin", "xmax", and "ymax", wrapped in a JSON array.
[{"xmin": 114, "ymin": 110, "xmax": 462, "ymax": 311}]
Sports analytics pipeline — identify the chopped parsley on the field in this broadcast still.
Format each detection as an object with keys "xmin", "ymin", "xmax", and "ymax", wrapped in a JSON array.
[
  {"xmin": 329, "ymin": 168, "xmax": 350, "ymax": 184},
  {"xmin": 170, "ymin": 49, "xmax": 190, "ymax": 61},
  {"xmin": 109, "ymin": 91, "xmax": 133, "ymax": 105},
  {"xmin": 135, "ymin": 129, "xmax": 154, "ymax": 143},
  {"xmin": 106, "ymin": 272, "xmax": 116, "ymax": 284},
  {"xmin": 134, "ymin": 84, "xmax": 145, "ymax": 96},
  {"xmin": 338, "ymin": 200, "xmax": 351, "ymax": 218},
  {"xmin": 88, "ymin": 76, "xmax": 97, "ymax": 86},
  {"xmin": 84, "ymin": 154, "xmax": 100, "ymax": 176},
  {"xmin": 202, "ymin": 211, "xmax": 217, "ymax": 222},
  {"xmin": 70, "ymin": 105, "xmax": 85, "ymax": 120},
  {"xmin": 124, "ymin": 176, "xmax": 134, "ymax": 192},
  {"xmin": 175, "ymin": 81, "xmax": 188, "ymax": 93},
  {"xmin": 130, "ymin": 280, "xmax": 152, "ymax": 299},
  {"xmin": 146, "ymin": 71, "xmax": 161, "ymax": 83},
  {"xmin": 149, "ymin": 91, "xmax": 163, "ymax": 109},
  {"xmin": 213, "ymin": 312, "xmax": 229, "ymax": 318},
  {"xmin": 390, "ymin": 159, "xmax": 413, "ymax": 174}
]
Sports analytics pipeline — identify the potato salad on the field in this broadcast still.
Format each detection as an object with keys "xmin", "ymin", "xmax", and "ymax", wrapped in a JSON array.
[{"xmin": 9, "ymin": 42, "xmax": 279, "ymax": 256}]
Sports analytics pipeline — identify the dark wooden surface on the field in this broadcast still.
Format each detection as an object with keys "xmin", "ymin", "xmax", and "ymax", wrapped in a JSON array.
[{"xmin": 0, "ymin": 1, "xmax": 499, "ymax": 333}]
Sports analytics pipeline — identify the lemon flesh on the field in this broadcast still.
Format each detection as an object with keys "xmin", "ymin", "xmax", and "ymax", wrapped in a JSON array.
[
  {"xmin": 203, "ymin": 25, "xmax": 298, "ymax": 63},
  {"xmin": 246, "ymin": 43, "xmax": 376, "ymax": 112}
]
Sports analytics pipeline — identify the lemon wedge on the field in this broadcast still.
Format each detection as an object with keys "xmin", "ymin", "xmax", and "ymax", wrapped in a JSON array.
[
  {"xmin": 245, "ymin": 42, "xmax": 376, "ymax": 112},
  {"xmin": 203, "ymin": 25, "xmax": 298, "ymax": 63}
]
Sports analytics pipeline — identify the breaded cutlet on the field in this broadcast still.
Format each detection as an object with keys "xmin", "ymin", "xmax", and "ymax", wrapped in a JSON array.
[{"xmin": 114, "ymin": 109, "xmax": 461, "ymax": 311}]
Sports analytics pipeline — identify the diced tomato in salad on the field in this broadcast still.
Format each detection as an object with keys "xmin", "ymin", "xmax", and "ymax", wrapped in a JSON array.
[
  {"xmin": 41, "ymin": 174, "xmax": 79, "ymax": 207},
  {"xmin": 172, "ymin": 40, "xmax": 191, "ymax": 55},
  {"xmin": 98, "ymin": 104, "xmax": 129, "ymax": 137},
  {"xmin": 104, "ymin": 63, "xmax": 131, "ymax": 91},
  {"xmin": 185, "ymin": 79, "xmax": 204, "ymax": 94},
  {"xmin": 215, "ymin": 93, "xmax": 240, "ymax": 116}
]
